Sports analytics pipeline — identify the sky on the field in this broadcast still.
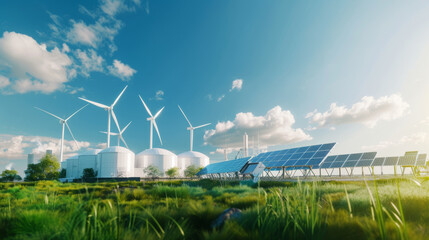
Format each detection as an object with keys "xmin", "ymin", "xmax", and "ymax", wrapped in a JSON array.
[{"xmin": 1, "ymin": 0, "xmax": 429, "ymax": 177}]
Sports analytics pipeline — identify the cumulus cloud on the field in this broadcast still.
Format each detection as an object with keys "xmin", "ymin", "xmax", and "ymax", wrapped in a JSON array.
[
  {"xmin": 204, "ymin": 106, "xmax": 312, "ymax": 148},
  {"xmin": 101, "ymin": 0, "xmax": 141, "ymax": 17},
  {"xmin": 362, "ymin": 133, "xmax": 427, "ymax": 151},
  {"xmin": 306, "ymin": 94, "xmax": 409, "ymax": 128},
  {"xmin": 230, "ymin": 79, "xmax": 243, "ymax": 91},
  {"xmin": 67, "ymin": 21, "xmax": 99, "ymax": 47},
  {"xmin": 0, "ymin": 134, "xmax": 91, "ymax": 160},
  {"xmin": 75, "ymin": 49, "xmax": 104, "ymax": 76},
  {"xmin": 108, "ymin": 59, "xmax": 136, "ymax": 80},
  {"xmin": 0, "ymin": 32, "xmax": 73, "ymax": 94}
]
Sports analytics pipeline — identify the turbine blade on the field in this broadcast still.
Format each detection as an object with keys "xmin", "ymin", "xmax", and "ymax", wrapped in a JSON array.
[
  {"xmin": 139, "ymin": 95, "xmax": 153, "ymax": 117},
  {"xmin": 79, "ymin": 97, "xmax": 109, "ymax": 109},
  {"xmin": 121, "ymin": 121, "xmax": 132, "ymax": 134},
  {"xmin": 178, "ymin": 105, "xmax": 192, "ymax": 127},
  {"xmin": 120, "ymin": 135, "xmax": 129, "ymax": 149},
  {"xmin": 194, "ymin": 123, "xmax": 211, "ymax": 129},
  {"xmin": 100, "ymin": 131, "xmax": 118, "ymax": 135},
  {"xmin": 112, "ymin": 85, "xmax": 128, "ymax": 108},
  {"xmin": 111, "ymin": 110, "xmax": 121, "ymax": 133},
  {"xmin": 154, "ymin": 107, "xmax": 164, "ymax": 119},
  {"xmin": 65, "ymin": 122, "xmax": 79, "ymax": 149},
  {"xmin": 66, "ymin": 104, "xmax": 88, "ymax": 121},
  {"xmin": 34, "ymin": 107, "xmax": 63, "ymax": 121},
  {"xmin": 153, "ymin": 120, "xmax": 163, "ymax": 145}
]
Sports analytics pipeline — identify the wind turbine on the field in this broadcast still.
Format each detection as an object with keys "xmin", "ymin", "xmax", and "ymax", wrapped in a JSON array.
[
  {"xmin": 79, "ymin": 86, "xmax": 127, "ymax": 147},
  {"xmin": 138, "ymin": 95, "xmax": 164, "ymax": 149},
  {"xmin": 100, "ymin": 121, "xmax": 132, "ymax": 148},
  {"xmin": 178, "ymin": 105, "xmax": 211, "ymax": 151},
  {"xmin": 34, "ymin": 104, "xmax": 88, "ymax": 163}
]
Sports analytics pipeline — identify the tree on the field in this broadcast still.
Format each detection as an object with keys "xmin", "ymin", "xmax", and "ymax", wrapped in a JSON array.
[
  {"xmin": 59, "ymin": 169, "xmax": 66, "ymax": 178},
  {"xmin": 143, "ymin": 165, "xmax": 161, "ymax": 178},
  {"xmin": 1, "ymin": 169, "xmax": 21, "ymax": 182},
  {"xmin": 184, "ymin": 165, "xmax": 203, "ymax": 178},
  {"xmin": 165, "ymin": 167, "xmax": 179, "ymax": 178},
  {"xmin": 25, "ymin": 154, "xmax": 60, "ymax": 181},
  {"xmin": 82, "ymin": 168, "xmax": 97, "ymax": 181}
]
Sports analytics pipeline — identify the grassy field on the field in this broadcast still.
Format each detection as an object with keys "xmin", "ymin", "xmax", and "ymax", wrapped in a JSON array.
[{"xmin": 1, "ymin": 177, "xmax": 429, "ymax": 240}]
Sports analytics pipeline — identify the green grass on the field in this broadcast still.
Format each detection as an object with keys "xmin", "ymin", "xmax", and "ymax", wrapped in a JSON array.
[{"xmin": 1, "ymin": 178, "xmax": 429, "ymax": 239}]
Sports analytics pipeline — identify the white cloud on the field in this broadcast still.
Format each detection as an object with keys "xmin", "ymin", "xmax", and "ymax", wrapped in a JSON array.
[
  {"xmin": 101, "ymin": 0, "xmax": 140, "ymax": 17},
  {"xmin": 217, "ymin": 94, "xmax": 225, "ymax": 102},
  {"xmin": 230, "ymin": 79, "xmax": 243, "ymax": 91},
  {"xmin": 362, "ymin": 133, "xmax": 427, "ymax": 151},
  {"xmin": 306, "ymin": 94, "xmax": 409, "ymax": 128},
  {"xmin": 108, "ymin": 59, "xmax": 136, "ymax": 80},
  {"xmin": 0, "ymin": 134, "xmax": 91, "ymax": 160},
  {"xmin": 0, "ymin": 75, "xmax": 10, "ymax": 88},
  {"xmin": 75, "ymin": 49, "xmax": 104, "ymax": 76},
  {"xmin": 204, "ymin": 106, "xmax": 312, "ymax": 148},
  {"xmin": 155, "ymin": 90, "xmax": 164, "ymax": 100},
  {"xmin": 0, "ymin": 31, "xmax": 73, "ymax": 94},
  {"xmin": 66, "ymin": 21, "xmax": 102, "ymax": 48}
]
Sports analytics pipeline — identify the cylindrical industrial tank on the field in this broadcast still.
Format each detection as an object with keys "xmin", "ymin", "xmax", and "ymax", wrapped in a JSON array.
[
  {"xmin": 177, "ymin": 151, "xmax": 209, "ymax": 176},
  {"xmin": 97, "ymin": 146, "xmax": 135, "ymax": 178},
  {"xmin": 66, "ymin": 154, "xmax": 79, "ymax": 179},
  {"xmin": 77, "ymin": 149, "xmax": 102, "ymax": 178},
  {"xmin": 135, "ymin": 148, "xmax": 178, "ymax": 177}
]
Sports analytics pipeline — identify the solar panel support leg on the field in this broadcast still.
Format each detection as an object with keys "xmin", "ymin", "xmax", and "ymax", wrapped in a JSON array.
[
  {"xmin": 362, "ymin": 167, "xmax": 364, "ymax": 176},
  {"xmin": 282, "ymin": 167, "xmax": 285, "ymax": 179},
  {"xmin": 339, "ymin": 168, "xmax": 341, "ymax": 177}
]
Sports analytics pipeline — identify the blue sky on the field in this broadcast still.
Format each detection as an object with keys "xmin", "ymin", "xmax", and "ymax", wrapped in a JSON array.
[{"xmin": 1, "ymin": 0, "xmax": 429, "ymax": 176}]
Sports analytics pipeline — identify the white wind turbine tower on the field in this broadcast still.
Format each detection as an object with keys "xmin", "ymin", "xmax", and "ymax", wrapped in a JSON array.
[
  {"xmin": 35, "ymin": 104, "xmax": 88, "ymax": 163},
  {"xmin": 178, "ymin": 105, "xmax": 211, "ymax": 151},
  {"xmin": 100, "ymin": 121, "xmax": 132, "ymax": 148},
  {"xmin": 79, "ymin": 86, "xmax": 127, "ymax": 148},
  {"xmin": 139, "ymin": 95, "xmax": 164, "ymax": 149}
]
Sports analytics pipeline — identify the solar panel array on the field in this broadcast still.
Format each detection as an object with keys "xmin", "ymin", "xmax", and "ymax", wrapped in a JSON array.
[
  {"xmin": 196, "ymin": 157, "xmax": 251, "ymax": 175},
  {"xmin": 398, "ymin": 151, "xmax": 418, "ymax": 166},
  {"xmin": 318, "ymin": 152, "xmax": 377, "ymax": 169},
  {"xmin": 249, "ymin": 143, "xmax": 336, "ymax": 168}
]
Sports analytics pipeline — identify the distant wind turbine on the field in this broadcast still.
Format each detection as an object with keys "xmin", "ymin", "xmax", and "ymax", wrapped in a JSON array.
[
  {"xmin": 178, "ymin": 105, "xmax": 211, "ymax": 151},
  {"xmin": 100, "ymin": 121, "xmax": 132, "ymax": 148},
  {"xmin": 139, "ymin": 95, "xmax": 164, "ymax": 149},
  {"xmin": 35, "ymin": 104, "xmax": 88, "ymax": 162},
  {"xmin": 79, "ymin": 86, "xmax": 127, "ymax": 147}
]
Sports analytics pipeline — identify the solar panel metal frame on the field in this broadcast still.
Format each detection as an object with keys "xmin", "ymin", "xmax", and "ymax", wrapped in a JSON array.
[
  {"xmin": 397, "ymin": 151, "xmax": 418, "ymax": 166},
  {"xmin": 371, "ymin": 157, "xmax": 386, "ymax": 166},
  {"xmin": 383, "ymin": 156, "xmax": 400, "ymax": 166}
]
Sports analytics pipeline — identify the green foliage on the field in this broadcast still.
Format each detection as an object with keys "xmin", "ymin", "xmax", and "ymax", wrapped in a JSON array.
[
  {"xmin": 1, "ymin": 178, "xmax": 429, "ymax": 239},
  {"xmin": 25, "ymin": 154, "xmax": 60, "ymax": 181},
  {"xmin": 184, "ymin": 165, "xmax": 203, "ymax": 178},
  {"xmin": 165, "ymin": 167, "xmax": 180, "ymax": 178},
  {"xmin": 1, "ymin": 169, "xmax": 21, "ymax": 182},
  {"xmin": 143, "ymin": 165, "xmax": 162, "ymax": 178},
  {"xmin": 82, "ymin": 168, "xmax": 97, "ymax": 181}
]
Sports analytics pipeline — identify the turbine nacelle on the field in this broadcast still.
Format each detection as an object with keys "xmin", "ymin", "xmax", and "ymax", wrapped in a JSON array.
[{"xmin": 178, "ymin": 105, "xmax": 211, "ymax": 151}]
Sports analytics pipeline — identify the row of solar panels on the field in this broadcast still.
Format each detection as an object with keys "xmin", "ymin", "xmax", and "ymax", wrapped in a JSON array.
[
  {"xmin": 196, "ymin": 142, "xmax": 428, "ymax": 176},
  {"xmin": 197, "ymin": 143, "xmax": 336, "ymax": 175}
]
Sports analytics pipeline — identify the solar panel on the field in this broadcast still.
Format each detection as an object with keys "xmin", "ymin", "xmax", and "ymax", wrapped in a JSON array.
[
  {"xmin": 398, "ymin": 151, "xmax": 418, "ymax": 166},
  {"xmin": 372, "ymin": 157, "xmax": 385, "ymax": 166},
  {"xmin": 320, "ymin": 152, "xmax": 377, "ymax": 169},
  {"xmin": 383, "ymin": 156, "xmax": 399, "ymax": 166},
  {"xmin": 249, "ymin": 143, "xmax": 335, "ymax": 169},
  {"xmin": 355, "ymin": 152, "xmax": 377, "ymax": 167},
  {"xmin": 416, "ymin": 154, "xmax": 427, "ymax": 166},
  {"xmin": 197, "ymin": 157, "xmax": 251, "ymax": 175}
]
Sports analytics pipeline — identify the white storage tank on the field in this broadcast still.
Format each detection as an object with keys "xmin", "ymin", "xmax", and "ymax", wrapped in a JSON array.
[
  {"xmin": 177, "ymin": 151, "xmax": 209, "ymax": 176},
  {"xmin": 97, "ymin": 146, "xmax": 135, "ymax": 178},
  {"xmin": 78, "ymin": 149, "xmax": 102, "ymax": 178},
  {"xmin": 135, "ymin": 148, "xmax": 178, "ymax": 177},
  {"xmin": 66, "ymin": 154, "xmax": 79, "ymax": 179}
]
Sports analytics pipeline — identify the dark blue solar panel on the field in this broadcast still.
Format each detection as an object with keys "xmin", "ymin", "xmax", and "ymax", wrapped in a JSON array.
[
  {"xmin": 319, "ymin": 152, "xmax": 377, "ymax": 169},
  {"xmin": 197, "ymin": 157, "xmax": 251, "ymax": 175}
]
